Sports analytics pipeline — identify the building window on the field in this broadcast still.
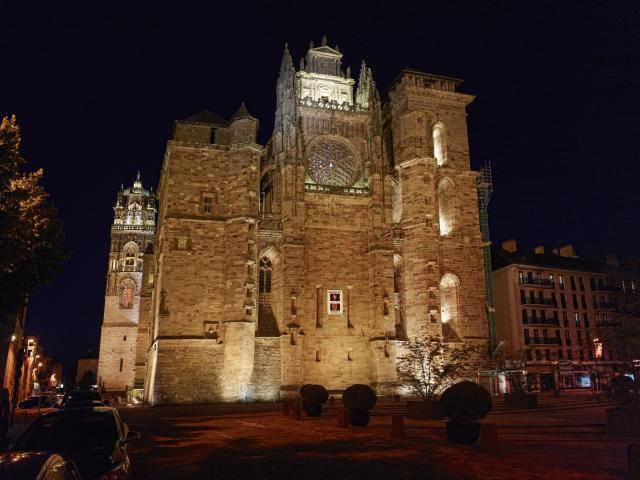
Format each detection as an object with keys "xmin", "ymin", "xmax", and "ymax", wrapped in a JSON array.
[
  {"xmin": 123, "ymin": 335, "xmax": 127, "ymax": 341},
  {"xmin": 572, "ymin": 294, "xmax": 578, "ymax": 309},
  {"xmin": 518, "ymin": 271, "xmax": 525, "ymax": 285},
  {"xmin": 558, "ymin": 275, "xmax": 565, "ymax": 289},
  {"xmin": 522, "ymin": 309, "xmax": 528, "ymax": 324},
  {"xmin": 551, "ymin": 292, "xmax": 557, "ymax": 306},
  {"xmin": 592, "ymin": 295, "xmax": 598, "ymax": 308},
  {"xmin": 577, "ymin": 331, "xmax": 583, "ymax": 346},
  {"xmin": 118, "ymin": 278, "xmax": 136, "ymax": 309},
  {"xmin": 119, "ymin": 358, "xmax": 123, "ymax": 372},
  {"xmin": 570, "ymin": 276, "xmax": 576, "ymax": 290},
  {"xmin": 560, "ymin": 293, "xmax": 567, "ymax": 309},
  {"xmin": 565, "ymin": 330, "xmax": 571, "ymax": 345},
  {"xmin": 558, "ymin": 349, "xmax": 563, "ymax": 360},
  {"xmin": 327, "ymin": 290, "xmax": 343, "ymax": 315},
  {"xmin": 176, "ymin": 235, "xmax": 189, "ymax": 250},
  {"xmin": 258, "ymin": 257, "xmax": 272, "ymax": 293},
  {"xmin": 578, "ymin": 277, "xmax": 585, "ymax": 291},
  {"xmin": 553, "ymin": 311, "xmax": 559, "ymax": 323},
  {"xmin": 433, "ymin": 123, "xmax": 447, "ymax": 166},
  {"xmin": 531, "ymin": 310, "xmax": 538, "ymax": 322},
  {"xmin": 574, "ymin": 312, "xmax": 580, "ymax": 327},
  {"xmin": 590, "ymin": 277, "xmax": 596, "ymax": 290},
  {"xmin": 440, "ymin": 274, "xmax": 460, "ymax": 323},
  {"xmin": 202, "ymin": 193, "xmax": 215, "ymax": 215},
  {"xmin": 520, "ymin": 290, "xmax": 526, "ymax": 305},
  {"xmin": 524, "ymin": 329, "xmax": 530, "ymax": 345},
  {"xmin": 438, "ymin": 178, "xmax": 455, "ymax": 236},
  {"xmin": 549, "ymin": 274, "xmax": 555, "ymax": 286},
  {"xmin": 562, "ymin": 311, "xmax": 569, "ymax": 327},
  {"xmin": 581, "ymin": 295, "xmax": 587, "ymax": 309},
  {"xmin": 545, "ymin": 349, "xmax": 551, "ymax": 361},
  {"xmin": 583, "ymin": 313, "xmax": 590, "ymax": 328}
]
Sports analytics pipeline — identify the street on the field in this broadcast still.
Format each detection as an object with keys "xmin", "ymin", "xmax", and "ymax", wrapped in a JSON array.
[{"xmin": 115, "ymin": 392, "xmax": 628, "ymax": 480}]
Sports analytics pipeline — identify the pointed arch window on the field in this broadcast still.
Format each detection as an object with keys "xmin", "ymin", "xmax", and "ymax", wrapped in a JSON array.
[
  {"xmin": 438, "ymin": 178, "xmax": 455, "ymax": 236},
  {"xmin": 259, "ymin": 257, "xmax": 272, "ymax": 293},
  {"xmin": 433, "ymin": 123, "xmax": 447, "ymax": 166},
  {"xmin": 440, "ymin": 274, "xmax": 460, "ymax": 324}
]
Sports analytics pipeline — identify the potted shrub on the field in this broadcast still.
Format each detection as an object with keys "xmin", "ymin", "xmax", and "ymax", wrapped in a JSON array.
[
  {"xmin": 606, "ymin": 375, "xmax": 640, "ymax": 437},
  {"xmin": 499, "ymin": 350, "xmax": 538, "ymax": 409},
  {"xmin": 342, "ymin": 384, "xmax": 377, "ymax": 426},
  {"xmin": 299, "ymin": 384, "xmax": 329, "ymax": 417},
  {"xmin": 441, "ymin": 381, "xmax": 492, "ymax": 444},
  {"xmin": 398, "ymin": 335, "xmax": 478, "ymax": 420}
]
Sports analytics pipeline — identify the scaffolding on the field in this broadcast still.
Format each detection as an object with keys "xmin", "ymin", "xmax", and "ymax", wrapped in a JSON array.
[{"xmin": 477, "ymin": 163, "xmax": 497, "ymax": 357}]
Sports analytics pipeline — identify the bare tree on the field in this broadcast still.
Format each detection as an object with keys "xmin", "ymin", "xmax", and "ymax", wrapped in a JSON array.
[{"xmin": 397, "ymin": 335, "xmax": 478, "ymax": 401}]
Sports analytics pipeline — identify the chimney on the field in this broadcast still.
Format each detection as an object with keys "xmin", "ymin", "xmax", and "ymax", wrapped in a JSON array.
[
  {"xmin": 557, "ymin": 244, "xmax": 576, "ymax": 258},
  {"xmin": 534, "ymin": 245, "xmax": 545, "ymax": 255},
  {"xmin": 502, "ymin": 239, "xmax": 517, "ymax": 253}
]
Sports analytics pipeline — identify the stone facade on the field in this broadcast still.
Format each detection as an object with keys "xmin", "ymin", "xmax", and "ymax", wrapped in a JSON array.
[
  {"xmin": 103, "ymin": 39, "xmax": 489, "ymax": 403},
  {"xmin": 97, "ymin": 174, "xmax": 156, "ymax": 392}
]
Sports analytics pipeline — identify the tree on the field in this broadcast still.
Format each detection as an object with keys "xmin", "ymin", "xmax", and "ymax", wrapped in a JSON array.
[
  {"xmin": 397, "ymin": 335, "xmax": 479, "ymax": 401},
  {"xmin": 597, "ymin": 296, "xmax": 640, "ymax": 378},
  {"xmin": 78, "ymin": 370, "xmax": 97, "ymax": 390},
  {"xmin": 496, "ymin": 349, "xmax": 530, "ymax": 394},
  {"xmin": 0, "ymin": 115, "xmax": 66, "ymax": 308}
]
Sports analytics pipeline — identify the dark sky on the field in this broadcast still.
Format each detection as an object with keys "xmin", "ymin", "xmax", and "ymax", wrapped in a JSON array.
[{"xmin": 3, "ymin": 1, "xmax": 639, "ymax": 375}]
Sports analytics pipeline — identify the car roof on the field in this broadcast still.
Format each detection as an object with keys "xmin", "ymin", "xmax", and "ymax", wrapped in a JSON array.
[{"xmin": 38, "ymin": 406, "xmax": 116, "ymax": 419}]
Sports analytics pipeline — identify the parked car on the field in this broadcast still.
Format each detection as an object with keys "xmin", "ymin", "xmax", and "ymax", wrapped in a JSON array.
[
  {"xmin": 0, "ymin": 451, "xmax": 81, "ymax": 479},
  {"xmin": 17, "ymin": 394, "xmax": 56, "ymax": 409},
  {"xmin": 59, "ymin": 390, "xmax": 103, "ymax": 408},
  {"xmin": 9, "ymin": 406, "xmax": 140, "ymax": 479}
]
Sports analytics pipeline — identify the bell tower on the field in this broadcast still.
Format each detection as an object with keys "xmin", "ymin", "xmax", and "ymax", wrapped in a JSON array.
[{"xmin": 97, "ymin": 173, "xmax": 156, "ymax": 393}]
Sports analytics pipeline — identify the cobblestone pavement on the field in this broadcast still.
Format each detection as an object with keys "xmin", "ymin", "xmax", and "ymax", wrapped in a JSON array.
[{"xmin": 112, "ymin": 392, "xmax": 632, "ymax": 480}]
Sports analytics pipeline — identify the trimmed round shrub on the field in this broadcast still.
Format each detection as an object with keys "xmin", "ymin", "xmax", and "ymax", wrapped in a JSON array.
[
  {"xmin": 300, "ymin": 384, "xmax": 329, "ymax": 405},
  {"xmin": 342, "ymin": 384, "xmax": 377, "ymax": 411},
  {"xmin": 441, "ymin": 381, "xmax": 492, "ymax": 423}
]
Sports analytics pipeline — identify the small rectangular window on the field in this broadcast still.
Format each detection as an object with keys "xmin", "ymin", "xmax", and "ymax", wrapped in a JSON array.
[
  {"xmin": 578, "ymin": 277, "xmax": 585, "ymax": 291},
  {"xmin": 574, "ymin": 312, "xmax": 580, "ymax": 327},
  {"xmin": 202, "ymin": 193, "xmax": 215, "ymax": 215},
  {"xmin": 562, "ymin": 311, "xmax": 568, "ymax": 327},
  {"xmin": 558, "ymin": 275, "xmax": 565, "ymax": 289},
  {"xmin": 327, "ymin": 290, "xmax": 343, "ymax": 315},
  {"xmin": 570, "ymin": 276, "xmax": 576, "ymax": 290}
]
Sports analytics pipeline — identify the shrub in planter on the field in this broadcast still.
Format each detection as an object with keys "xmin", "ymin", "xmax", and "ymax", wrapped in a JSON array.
[
  {"xmin": 342, "ymin": 384, "xmax": 377, "ymax": 426},
  {"xmin": 441, "ymin": 381, "xmax": 492, "ymax": 444},
  {"xmin": 299, "ymin": 384, "xmax": 329, "ymax": 417}
]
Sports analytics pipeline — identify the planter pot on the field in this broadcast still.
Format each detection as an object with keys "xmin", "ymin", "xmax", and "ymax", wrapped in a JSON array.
[
  {"xmin": 407, "ymin": 400, "xmax": 445, "ymax": 420},
  {"xmin": 606, "ymin": 407, "xmax": 640, "ymax": 436},
  {"xmin": 445, "ymin": 421, "xmax": 482, "ymax": 444},
  {"xmin": 504, "ymin": 393, "xmax": 538, "ymax": 409},
  {"xmin": 348, "ymin": 409, "xmax": 370, "ymax": 426},
  {"xmin": 304, "ymin": 403, "xmax": 323, "ymax": 417}
]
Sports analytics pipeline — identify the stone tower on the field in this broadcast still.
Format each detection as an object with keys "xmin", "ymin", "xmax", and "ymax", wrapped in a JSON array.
[
  {"xmin": 97, "ymin": 173, "xmax": 156, "ymax": 393},
  {"xmin": 142, "ymin": 39, "xmax": 489, "ymax": 405}
]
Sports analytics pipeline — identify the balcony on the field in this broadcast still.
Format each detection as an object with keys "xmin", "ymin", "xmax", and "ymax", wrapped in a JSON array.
[
  {"xmin": 591, "ymin": 284, "xmax": 620, "ymax": 293},
  {"xmin": 595, "ymin": 302, "xmax": 616, "ymax": 310},
  {"xmin": 522, "ymin": 298, "xmax": 557, "ymax": 307},
  {"xmin": 524, "ymin": 318, "xmax": 560, "ymax": 326},
  {"xmin": 525, "ymin": 337, "xmax": 561, "ymax": 346},
  {"xmin": 596, "ymin": 321, "xmax": 621, "ymax": 327},
  {"xmin": 520, "ymin": 278, "xmax": 555, "ymax": 288}
]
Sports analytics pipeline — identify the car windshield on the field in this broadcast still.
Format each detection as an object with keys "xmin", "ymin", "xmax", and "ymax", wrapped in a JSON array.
[{"xmin": 14, "ymin": 412, "xmax": 118, "ymax": 453}]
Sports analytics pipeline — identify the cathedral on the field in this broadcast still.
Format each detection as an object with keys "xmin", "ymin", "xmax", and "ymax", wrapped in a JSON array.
[{"xmin": 97, "ymin": 38, "xmax": 489, "ymax": 404}]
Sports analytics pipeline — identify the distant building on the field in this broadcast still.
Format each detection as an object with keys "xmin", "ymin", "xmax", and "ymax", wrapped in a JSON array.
[
  {"xmin": 18, "ymin": 336, "xmax": 63, "ymax": 400},
  {"xmin": 76, "ymin": 349, "xmax": 99, "ymax": 386},
  {"xmin": 492, "ymin": 239, "xmax": 638, "ymax": 391},
  {"xmin": 0, "ymin": 297, "xmax": 27, "ymax": 406}
]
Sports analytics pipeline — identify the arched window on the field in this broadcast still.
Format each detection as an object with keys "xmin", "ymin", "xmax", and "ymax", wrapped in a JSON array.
[
  {"xmin": 438, "ymin": 178, "xmax": 455, "ymax": 236},
  {"xmin": 119, "ymin": 278, "xmax": 136, "ymax": 309},
  {"xmin": 122, "ymin": 242, "xmax": 138, "ymax": 270},
  {"xmin": 259, "ymin": 257, "xmax": 272, "ymax": 293},
  {"xmin": 433, "ymin": 123, "xmax": 447, "ymax": 166},
  {"xmin": 440, "ymin": 274, "xmax": 460, "ymax": 323}
]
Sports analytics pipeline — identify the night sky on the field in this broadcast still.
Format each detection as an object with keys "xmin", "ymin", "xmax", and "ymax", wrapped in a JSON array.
[{"xmin": 3, "ymin": 2, "xmax": 639, "ymax": 375}]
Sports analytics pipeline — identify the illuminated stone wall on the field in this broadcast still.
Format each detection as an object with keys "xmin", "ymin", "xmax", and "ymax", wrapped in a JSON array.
[{"xmin": 142, "ymin": 45, "xmax": 489, "ymax": 404}]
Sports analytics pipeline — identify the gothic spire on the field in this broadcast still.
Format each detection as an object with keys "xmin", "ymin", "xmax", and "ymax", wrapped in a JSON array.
[
  {"xmin": 356, "ymin": 60, "xmax": 373, "ymax": 109},
  {"xmin": 274, "ymin": 43, "xmax": 297, "ymax": 137}
]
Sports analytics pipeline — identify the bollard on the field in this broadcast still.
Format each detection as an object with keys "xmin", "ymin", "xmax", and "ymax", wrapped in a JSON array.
[
  {"xmin": 337, "ymin": 408, "xmax": 349, "ymax": 428},
  {"xmin": 283, "ymin": 400, "xmax": 291, "ymax": 416},
  {"xmin": 391, "ymin": 415, "xmax": 405, "ymax": 438},
  {"xmin": 475, "ymin": 423, "xmax": 499, "ymax": 454},
  {"xmin": 291, "ymin": 399, "xmax": 302, "ymax": 420},
  {"xmin": 629, "ymin": 444, "xmax": 640, "ymax": 480}
]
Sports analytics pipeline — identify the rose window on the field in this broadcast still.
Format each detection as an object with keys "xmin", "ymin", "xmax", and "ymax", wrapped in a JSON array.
[{"xmin": 306, "ymin": 139, "xmax": 360, "ymax": 187}]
